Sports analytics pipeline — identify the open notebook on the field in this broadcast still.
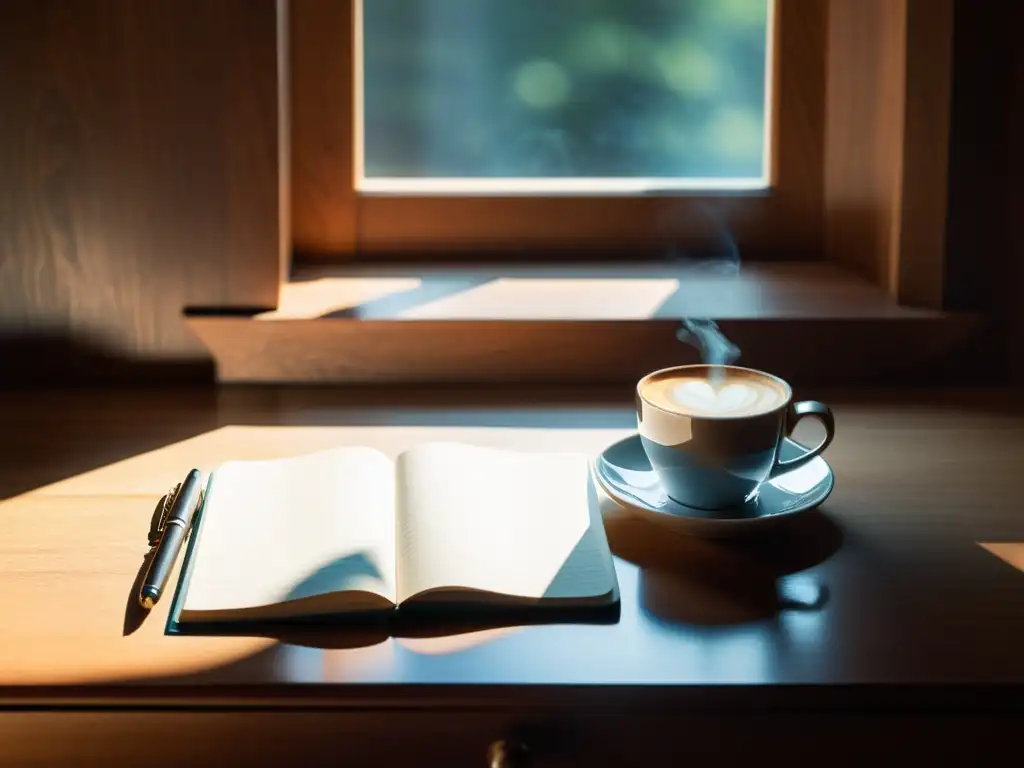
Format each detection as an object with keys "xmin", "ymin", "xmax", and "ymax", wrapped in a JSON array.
[{"xmin": 167, "ymin": 443, "xmax": 618, "ymax": 632}]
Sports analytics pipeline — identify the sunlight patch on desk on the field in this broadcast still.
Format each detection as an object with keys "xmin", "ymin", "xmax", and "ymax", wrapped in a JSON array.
[
  {"xmin": 0, "ymin": 494, "xmax": 279, "ymax": 685},
  {"xmin": 0, "ymin": 422, "xmax": 632, "ymax": 686},
  {"xmin": 12, "ymin": 425, "xmax": 632, "ymax": 498},
  {"xmin": 397, "ymin": 278, "xmax": 680, "ymax": 320},
  {"xmin": 979, "ymin": 542, "xmax": 1024, "ymax": 573}
]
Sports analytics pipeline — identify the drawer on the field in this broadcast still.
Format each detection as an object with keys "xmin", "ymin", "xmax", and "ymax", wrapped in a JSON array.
[{"xmin": 0, "ymin": 710, "xmax": 1014, "ymax": 766}]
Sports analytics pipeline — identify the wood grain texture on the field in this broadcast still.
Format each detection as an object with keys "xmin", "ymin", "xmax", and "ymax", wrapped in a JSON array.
[
  {"xmin": 1, "ymin": 388, "xmax": 1023, "ymax": 713},
  {"xmin": 0, "ymin": 0, "xmax": 283, "ymax": 367},
  {"xmin": 824, "ymin": 0, "xmax": 953, "ymax": 309},
  {"xmin": 293, "ymin": 0, "xmax": 826, "ymax": 259}
]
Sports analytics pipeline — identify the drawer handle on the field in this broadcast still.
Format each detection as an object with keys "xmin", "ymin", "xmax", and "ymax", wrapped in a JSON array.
[{"xmin": 487, "ymin": 739, "xmax": 532, "ymax": 768}]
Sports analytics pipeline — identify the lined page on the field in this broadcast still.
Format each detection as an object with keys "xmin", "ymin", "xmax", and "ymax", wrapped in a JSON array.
[
  {"xmin": 184, "ymin": 447, "xmax": 396, "ymax": 612},
  {"xmin": 395, "ymin": 443, "xmax": 598, "ymax": 602}
]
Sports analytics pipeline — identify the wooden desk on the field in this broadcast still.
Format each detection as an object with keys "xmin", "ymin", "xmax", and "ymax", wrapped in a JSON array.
[{"xmin": 1, "ymin": 388, "xmax": 1023, "ymax": 765}]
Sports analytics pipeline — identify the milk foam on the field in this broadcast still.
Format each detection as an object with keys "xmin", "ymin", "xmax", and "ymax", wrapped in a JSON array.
[{"xmin": 643, "ymin": 374, "xmax": 787, "ymax": 417}]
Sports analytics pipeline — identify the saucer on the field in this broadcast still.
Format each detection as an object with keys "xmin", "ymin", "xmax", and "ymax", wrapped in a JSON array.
[{"xmin": 594, "ymin": 434, "xmax": 835, "ymax": 538}]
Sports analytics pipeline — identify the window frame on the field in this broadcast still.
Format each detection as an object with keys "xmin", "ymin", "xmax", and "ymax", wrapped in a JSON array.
[
  {"xmin": 290, "ymin": 0, "xmax": 826, "ymax": 261},
  {"xmin": 288, "ymin": 0, "xmax": 955, "ymax": 312}
]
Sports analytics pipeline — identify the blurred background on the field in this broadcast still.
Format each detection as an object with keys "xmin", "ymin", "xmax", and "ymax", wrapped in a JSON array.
[{"xmin": 363, "ymin": 0, "xmax": 769, "ymax": 180}]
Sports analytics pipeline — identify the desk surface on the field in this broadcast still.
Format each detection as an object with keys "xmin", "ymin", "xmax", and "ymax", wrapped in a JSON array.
[{"xmin": 1, "ymin": 387, "xmax": 1023, "ymax": 709}]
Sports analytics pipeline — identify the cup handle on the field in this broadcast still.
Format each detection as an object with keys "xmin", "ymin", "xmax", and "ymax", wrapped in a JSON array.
[{"xmin": 769, "ymin": 401, "xmax": 835, "ymax": 479}]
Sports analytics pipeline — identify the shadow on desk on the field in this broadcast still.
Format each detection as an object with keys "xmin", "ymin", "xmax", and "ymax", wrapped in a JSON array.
[
  {"xmin": 126, "ymin": 511, "xmax": 837, "ymax": 656},
  {"xmin": 158, "ymin": 601, "xmax": 620, "ymax": 651},
  {"xmin": 0, "ymin": 334, "xmax": 218, "ymax": 500},
  {"xmin": 605, "ymin": 507, "xmax": 841, "ymax": 626},
  {"xmin": 124, "ymin": 605, "xmax": 622, "ymax": 688},
  {"xmin": 134, "ymin": 532, "xmax": 620, "ymax": 650}
]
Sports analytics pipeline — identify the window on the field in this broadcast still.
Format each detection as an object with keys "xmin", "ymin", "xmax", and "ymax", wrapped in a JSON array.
[
  {"xmin": 359, "ymin": 0, "xmax": 773, "ymax": 193},
  {"xmin": 290, "ymin": 0, "xmax": 826, "ymax": 259}
]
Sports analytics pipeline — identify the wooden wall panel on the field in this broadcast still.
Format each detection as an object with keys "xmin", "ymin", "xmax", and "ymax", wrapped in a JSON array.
[
  {"xmin": 1003, "ymin": 7, "xmax": 1019, "ymax": 385},
  {"xmin": 1006, "ymin": 6, "xmax": 1024, "ymax": 383},
  {"xmin": 824, "ymin": 0, "xmax": 907, "ymax": 295},
  {"xmin": 1011, "ymin": 14, "xmax": 1019, "ymax": 382},
  {"xmin": 289, "ymin": 0, "xmax": 355, "ymax": 257},
  {"xmin": 943, "ymin": 3, "xmax": 1020, "ymax": 382},
  {"xmin": 895, "ymin": 0, "xmax": 953, "ymax": 309},
  {"xmin": 824, "ymin": 0, "xmax": 953, "ymax": 309},
  {"xmin": 0, "ymin": 0, "xmax": 284, "ymax": 376}
]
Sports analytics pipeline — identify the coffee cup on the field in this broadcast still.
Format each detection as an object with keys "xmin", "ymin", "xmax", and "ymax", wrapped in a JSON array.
[{"xmin": 636, "ymin": 364, "xmax": 835, "ymax": 510}]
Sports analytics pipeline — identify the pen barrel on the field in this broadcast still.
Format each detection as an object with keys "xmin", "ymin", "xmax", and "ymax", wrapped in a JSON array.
[
  {"xmin": 168, "ymin": 469, "xmax": 204, "ymax": 524},
  {"xmin": 139, "ymin": 470, "xmax": 203, "ymax": 608},
  {"xmin": 140, "ymin": 523, "xmax": 187, "ymax": 604}
]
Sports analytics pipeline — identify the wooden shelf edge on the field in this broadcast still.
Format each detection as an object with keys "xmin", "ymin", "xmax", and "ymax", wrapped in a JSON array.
[{"xmin": 185, "ymin": 314, "xmax": 984, "ymax": 387}]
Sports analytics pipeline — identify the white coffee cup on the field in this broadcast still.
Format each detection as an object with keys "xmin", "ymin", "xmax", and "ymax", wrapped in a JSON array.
[{"xmin": 636, "ymin": 364, "xmax": 835, "ymax": 510}]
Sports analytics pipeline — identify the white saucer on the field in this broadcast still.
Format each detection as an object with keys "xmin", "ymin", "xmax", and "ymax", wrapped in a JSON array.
[{"xmin": 595, "ymin": 434, "xmax": 835, "ymax": 538}]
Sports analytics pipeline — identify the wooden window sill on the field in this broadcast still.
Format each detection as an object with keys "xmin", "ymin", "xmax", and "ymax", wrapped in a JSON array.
[{"xmin": 185, "ymin": 263, "xmax": 979, "ymax": 386}]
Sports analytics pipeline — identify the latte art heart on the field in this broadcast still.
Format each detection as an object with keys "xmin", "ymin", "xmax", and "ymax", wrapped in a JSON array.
[
  {"xmin": 641, "ymin": 372, "xmax": 788, "ymax": 418},
  {"xmin": 670, "ymin": 381, "xmax": 761, "ymax": 415}
]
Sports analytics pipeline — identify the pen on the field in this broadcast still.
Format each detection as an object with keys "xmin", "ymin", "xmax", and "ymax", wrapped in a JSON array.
[{"xmin": 139, "ymin": 469, "xmax": 204, "ymax": 610}]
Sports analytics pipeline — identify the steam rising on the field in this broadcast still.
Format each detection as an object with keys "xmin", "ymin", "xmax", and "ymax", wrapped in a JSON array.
[
  {"xmin": 676, "ymin": 319, "xmax": 740, "ymax": 386},
  {"xmin": 668, "ymin": 203, "xmax": 741, "ymax": 387}
]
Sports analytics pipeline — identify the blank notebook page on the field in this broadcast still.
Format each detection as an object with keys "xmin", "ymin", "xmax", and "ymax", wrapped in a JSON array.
[
  {"xmin": 183, "ymin": 447, "xmax": 397, "ymax": 612},
  {"xmin": 395, "ymin": 443, "xmax": 602, "ymax": 601}
]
